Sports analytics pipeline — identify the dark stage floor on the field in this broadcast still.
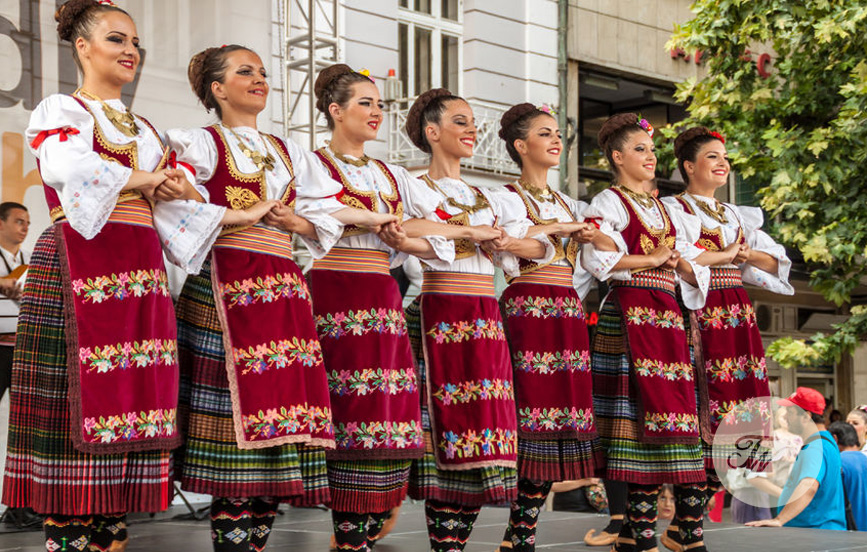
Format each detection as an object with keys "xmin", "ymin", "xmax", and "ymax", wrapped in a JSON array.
[{"xmin": 1, "ymin": 501, "xmax": 866, "ymax": 551}]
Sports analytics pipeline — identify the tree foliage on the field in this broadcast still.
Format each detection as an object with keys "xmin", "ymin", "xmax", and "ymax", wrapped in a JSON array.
[{"xmin": 665, "ymin": 1, "xmax": 867, "ymax": 368}]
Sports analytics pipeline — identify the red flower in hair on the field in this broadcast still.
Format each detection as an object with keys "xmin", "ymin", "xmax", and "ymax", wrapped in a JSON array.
[{"xmin": 709, "ymin": 131, "xmax": 726, "ymax": 143}]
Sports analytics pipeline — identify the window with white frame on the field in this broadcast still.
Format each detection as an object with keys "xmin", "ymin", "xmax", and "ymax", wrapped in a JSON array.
[{"xmin": 398, "ymin": 0, "xmax": 462, "ymax": 98}]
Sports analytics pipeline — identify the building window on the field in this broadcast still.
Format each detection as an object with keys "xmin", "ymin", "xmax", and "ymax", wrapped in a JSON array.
[{"xmin": 398, "ymin": 0, "xmax": 462, "ymax": 98}]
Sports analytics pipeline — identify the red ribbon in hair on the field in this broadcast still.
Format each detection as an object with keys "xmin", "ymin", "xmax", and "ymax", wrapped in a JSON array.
[
  {"xmin": 709, "ymin": 130, "xmax": 726, "ymax": 143},
  {"xmin": 30, "ymin": 126, "xmax": 80, "ymax": 149}
]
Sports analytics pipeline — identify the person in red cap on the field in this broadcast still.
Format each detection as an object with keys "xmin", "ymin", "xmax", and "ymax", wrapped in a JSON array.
[{"xmin": 747, "ymin": 387, "xmax": 846, "ymax": 530}]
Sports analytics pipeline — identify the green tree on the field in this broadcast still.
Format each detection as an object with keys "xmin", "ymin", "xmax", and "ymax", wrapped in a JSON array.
[{"xmin": 664, "ymin": 1, "xmax": 867, "ymax": 368}]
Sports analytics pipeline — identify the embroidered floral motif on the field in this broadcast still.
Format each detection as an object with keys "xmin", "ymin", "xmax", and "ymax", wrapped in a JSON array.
[
  {"xmin": 72, "ymin": 269, "xmax": 170, "ymax": 304},
  {"xmin": 242, "ymin": 404, "xmax": 333, "ymax": 440},
  {"xmin": 221, "ymin": 272, "xmax": 310, "ymax": 309},
  {"xmin": 504, "ymin": 295, "xmax": 585, "ymax": 319},
  {"xmin": 79, "ymin": 339, "xmax": 177, "ymax": 374},
  {"xmin": 706, "ymin": 355, "xmax": 767, "ymax": 382},
  {"xmin": 699, "ymin": 303, "xmax": 756, "ymax": 330},
  {"xmin": 432, "ymin": 378, "xmax": 514, "ymax": 405},
  {"xmin": 315, "ymin": 308, "xmax": 407, "ymax": 339},
  {"xmin": 83, "ymin": 408, "xmax": 177, "ymax": 443},
  {"xmin": 439, "ymin": 427, "xmax": 517, "ymax": 459},
  {"xmin": 513, "ymin": 349, "xmax": 591, "ymax": 375},
  {"xmin": 710, "ymin": 397, "xmax": 773, "ymax": 426},
  {"xmin": 624, "ymin": 306, "xmax": 684, "ymax": 329},
  {"xmin": 644, "ymin": 412, "xmax": 699, "ymax": 433},
  {"xmin": 426, "ymin": 318, "xmax": 505, "ymax": 344},
  {"xmin": 233, "ymin": 338, "xmax": 323, "ymax": 375},
  {"xmin": 633, "ymin": 358, "xmax": 693, "ymax": 381},
  {"xmin": 328, "ymin": 367, "xmax": 417, "ymax": 396},
  {"xmin": 519, "ymin": 406, "xmax": 594, "ymax": 432},
  {"xmin": 335, "ymin": 420, "xmax": 423, "ymax": 450}
]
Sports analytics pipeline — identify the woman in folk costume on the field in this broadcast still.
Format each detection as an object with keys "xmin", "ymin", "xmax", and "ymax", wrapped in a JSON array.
[
  {"xmin": 402, "ymin": 88, "xmax": 554, "ymax": 552},
  {"xmin": 309, "ymin": 64, "xmax": 465, "ymax": 551},
  {"xmin": 2, "ymin": 2, "xmax": 269, "ymax": 550},
  {"xmin": 493, "ymin": 103, "xmax": 615, "ymax": 552},
  {"xmin": 659, "ymin": 126, "xmax": 793, "ymax": 550},
  {"xmin": 166, "ymin": 47, "xmax": 397, "ymax": 552},
  {"xmin": 582, "ymin": 113, "xmax": 713, "ymax": 552}
]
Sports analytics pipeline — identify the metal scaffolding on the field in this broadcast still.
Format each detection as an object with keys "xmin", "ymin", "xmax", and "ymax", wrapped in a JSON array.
[{"xmin": 279, "ymin": 0, "xmax": 340, "ymax": 150}]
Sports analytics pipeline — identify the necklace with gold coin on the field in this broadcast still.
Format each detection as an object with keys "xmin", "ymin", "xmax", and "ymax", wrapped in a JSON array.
[
  {"xmin": 518, "ymin": 178, "xmax": 554, "ymax": 203},
  {"xmin": 76, "ymin": 88, "xmax": 140, "ymax": 137},
  {"xmin": 331, "ymin": 147, "xmax": 371, "ymax": 167},
  {"xmin": 423, "ymin": 175, "xmax": 490, "ymax": 215},
  {"xmin": 687, "ymin": 193, "xmax": 728, "ymax": 224},
  {"xmin": 227, "ymin": 126, "xmax": 275, "ymax": 172},
  {"xmin": 616, "ymin": 185, "xmax": 655, "ymax": 209}
]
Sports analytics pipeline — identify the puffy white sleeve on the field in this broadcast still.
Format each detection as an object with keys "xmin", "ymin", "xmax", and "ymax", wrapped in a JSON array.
[
  {"xmin": 736, "ymin": 206, "xmax": 794, "ymax": 295},
  {"xmin": 486, "ymin": 188, "xmax": 553, "ymax": 277},
  {"xmin": 558, "ymin": 195, "xmax": 595, "ymax": 300},
  {"xmin": 664, "ymin": 201, "xmax": 710, "ymax": 310},
  {"xmin": 580, "ymin": 190, "xmax": 628, "ymax": 281},
  {"xmin": 287, "ymin": 139, "xmax": 346, "ymax": 258},
  {"xmin": 392, "ymin": 166, "xmax": 454, "ymax": 264},
  {"xmin": 26, "ymin": 95, "xmax": 132, "ymax": 239},
  {"xmin": 156, "ymin": 127, "xmax": 227, "ymax": 274}
]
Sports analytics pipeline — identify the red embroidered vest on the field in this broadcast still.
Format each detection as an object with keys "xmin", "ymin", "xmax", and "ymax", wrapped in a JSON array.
[
  {"xmin": 610, "ymin": 187, "xmax": 676, "ymax": 255},
  {"xmin": 505, "ymin": 183, "xmax": 578, "ymax": 278},
  {"xmin": 674, "ymin": 195, "xmax": 744, "ymax": 251},
  {"xmin": 203, "ymin": 125, "xmax": 295, "ymax": 235},
  {"xmin": 419, "ymin": 175, "xmax": 480, "ymax": 260},
  {"xmin": 44, "ymin": 95, "xmax": 167, "ymax": 222},
  {"xmin": 314, "ymin": 148, "xmax": 404, "ymax": 237}
]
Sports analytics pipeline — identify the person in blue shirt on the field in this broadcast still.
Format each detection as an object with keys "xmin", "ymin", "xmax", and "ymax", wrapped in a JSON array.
[
  {"xmin": 829, "ymin": 421, "xmax": 867, "ymax": 531},
  {"xmin": 747, "ymin": 387, "xmax": 846, "ymax": 530}
]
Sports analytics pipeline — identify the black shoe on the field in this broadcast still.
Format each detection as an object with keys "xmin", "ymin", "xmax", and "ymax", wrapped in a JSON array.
[{"xmin": 3, "ymin": 507, "xmax": 42, "ymax": 529}]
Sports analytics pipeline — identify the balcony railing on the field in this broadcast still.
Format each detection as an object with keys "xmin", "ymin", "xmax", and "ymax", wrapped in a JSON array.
[{"xmin": 387, "ymin": 99, "xmax": 520, "ymax": 176}]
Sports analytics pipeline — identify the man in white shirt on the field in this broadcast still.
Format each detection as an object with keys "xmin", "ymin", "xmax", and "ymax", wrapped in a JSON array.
[{"xmin": 0, "ymin": 201, "xmax": 38, "ymax": 529}]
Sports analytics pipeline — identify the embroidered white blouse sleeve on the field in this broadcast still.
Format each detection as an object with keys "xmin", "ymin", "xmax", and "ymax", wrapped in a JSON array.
[
  {"xmin": 735, "ymin": 205, "xmax": 794, "ymax": 295},
  {"xmin": 580, "ymin": 189, "xmax": 629, "ymax": 281},
  {"xmin": 664, "ymin": 201, "xmax": 710, "ymax": 310},
  {"xmin": 158, "ymin": 127, "xmax": 229, "ymax": 274},
  {"xmin": 558, "ymin": 193, "xmax": 595, "ymax": 300},
  {"xmin": 392, "ymin": 166, "xmax": 455, "ymax": 264},
  {"xmin": 285, "ymin": 138, "xmax": 346, "ymax": 259},
  {"xmin": 26, "ymin": 94, "xmax": 134, "ymax": 240},
  {"xmin": 485, "ymin": 187, "xmax": 552, "ymax": 278}
]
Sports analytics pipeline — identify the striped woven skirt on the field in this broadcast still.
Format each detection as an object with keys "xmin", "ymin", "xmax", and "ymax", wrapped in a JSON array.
[
  {"xmin": 174, "ymin": 262, "xmax": 328, "ymax": 503},
  {"xmin": 405, "ymin": 297, "xmax": 517, "ymax": 507},
  {"xmin": 2, "ymin": 227, "xmax": 172, "ymax": 514},
  {"xmin": 592, "ymin": 297, "xmax": 704, "ymax": 485}
]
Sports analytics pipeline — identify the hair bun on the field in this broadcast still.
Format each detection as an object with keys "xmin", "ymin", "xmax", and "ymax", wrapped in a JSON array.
[
  {"xmin": 498, "ymin": 103, "xmax": 537, "ymax": 141},
  {"xmin": 673, "ymin": 126, "xmax": 711, "ymax": 160},
  {"xmin": 405, "ymin": 88, "xmax": 454, "ymax": 152},
  {"xmin": 55, "ymin": 0, "xmax": 98, "ymax": 42},
  {"xmin": 597, "ymin": 112, "xmax": 639, "ymax": 151},
  {"xmin": 314, "ymin": 64, "xmax": 354, "ymax": 101}
]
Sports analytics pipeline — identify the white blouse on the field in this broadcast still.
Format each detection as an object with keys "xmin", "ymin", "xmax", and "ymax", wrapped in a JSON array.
[
  {"xmin": 419, "ymin": 176, "xmax": 549, "ymax": 277},
  {"xmin": 662, "ymin": 194, "xmax": 794, "ymax": 295},
  {"xmin": 165, "ymin": 125, "xmax": 346, "ymax": 263},
  {"xmin": 582, "ymin": 187, "xmax": 710, "ymax": 310},
  {"xmin": 314, "ymin": 148, "xmax": 454, "ymax": 267},
  {"xmin": 509, "ymin": 186, "xmax": 618, "ymax": 300},
  {"xmin": 26, "ymin": 94, "xmax": 223, "ymax": 272}
]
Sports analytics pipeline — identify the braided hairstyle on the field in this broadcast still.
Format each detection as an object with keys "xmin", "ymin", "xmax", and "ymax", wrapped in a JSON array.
[
  {"xmin": 597, "ymin": 112, "xmax": 650, "ymax": 178},
  {"xmin": 55, "ymin": 0, "xmax": 131, "ymax": 69},
  {"xmin": 498, "ymin": 103, "xmax": 553, "ymax": 168},
  {"xmin": 405, "ymin": 88, "xmax": 464, "ymax": 153},
  {"xmin": 314, "ymin": 64, "xmax": 375, "ymax": 130},
  {"xmin": 187, "ymin": 45, "xmax": 253, "ymax": 119},
  {"xmin": 673, "ymin": 126, "xmax": 724, "ymax": 184}
]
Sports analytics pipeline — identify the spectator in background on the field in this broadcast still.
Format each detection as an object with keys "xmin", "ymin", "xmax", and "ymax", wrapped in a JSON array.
[
  {"xmin": 846, "ymin": 406, "xmax": 867, "ymax": 452},
  {"xmin": 829, "ymin": 421, "xmax": 867, "ymax": 531},
  {"xmin": 0, "ymin": 201, "xmax": 37, "ymax": 529},
  {"xmin": 829, "ymin": 410, "xmax": 843, "ymax": 424},
  {"xmin": 658, "ymin": 485, "xmax": 675, "ymax": 521},
  {"xmin": 747, "ymin": 388, "xmax": 846, "ymax": 530}
]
